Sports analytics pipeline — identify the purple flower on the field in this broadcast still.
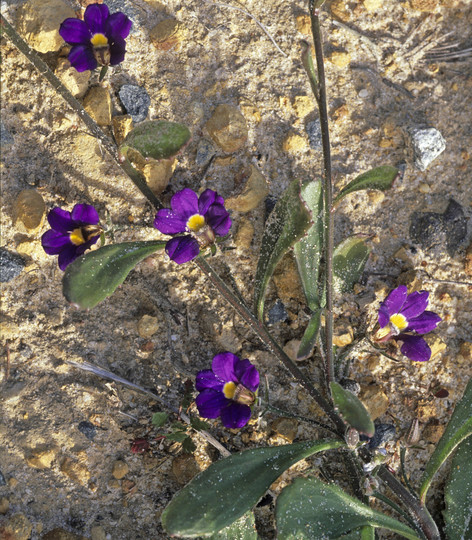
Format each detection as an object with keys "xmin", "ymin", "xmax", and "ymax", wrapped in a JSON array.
[
  {"xmin": 195, "ymin": 353, "xmax": 259, "ymax": 429},
  {"xmin": 59, "ymin": 3, "xmax": 132, "ymax": 72},
  {"xmin": 41, "ymin": 204, "xmax": 101, "ymax": 270},
  {"xmin": 374, "ymin": 285, "xmax": 441, "ymax": 362},
  {"xmin": 154, "ymin": 188, "xmax": 231, "ymax": 264}
]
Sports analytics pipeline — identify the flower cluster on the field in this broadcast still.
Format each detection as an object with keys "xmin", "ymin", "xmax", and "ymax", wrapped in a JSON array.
[
  {"xmin": 154, "ymin": 188, "xmax": 231, "ymax": 264},
  {"xmin": 41, "ymin": 204, "xmax": 101, "ymax": 270},
  {"xmin": 59, "ymin": 3, "xmax": 132, "ymax": 72},
  {"xmin": 374, "ymin": 285, "xmax": 441, "ymax": 362},
  {"xmin": 195, "ymin": 353, "xmax": 259, "ymax": 429}
]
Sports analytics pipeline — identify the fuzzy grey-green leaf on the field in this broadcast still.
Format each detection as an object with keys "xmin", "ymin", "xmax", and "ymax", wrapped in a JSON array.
[
  {"xmin": 63, "ymin": 241, "xmax": 166, "ymax": 309},
  {"xmin": 209, "ymin": 512, "xmax": 258, "ymax": 540},
  {"xmin": 330, "ymin": 382, "xmax": 375, "ymax": 437},
  {"xmin": 161, "ymin": 439, "xmax": 344, "ymax": 537},
  {"xmin": 120, "ymin": 120, "xmax": 191, "ymax": 160},
  {"xmin": 334, "ymin": 165, "xmax": 399, "ymax": 205},
  {"xmin": 333, "ymin": 236, "xmax": 370, "ymax": 294}
]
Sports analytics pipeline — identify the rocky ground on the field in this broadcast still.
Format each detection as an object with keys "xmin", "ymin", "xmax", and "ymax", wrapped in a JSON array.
[{"xmin": 1, "ymin": 0, "xmax": 471, "ymax": 538}]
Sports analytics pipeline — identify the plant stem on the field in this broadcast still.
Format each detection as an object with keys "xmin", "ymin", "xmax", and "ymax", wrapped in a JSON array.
[
  {"xmin": 309, "ymin": 3, "xmax": 335, "ymax": 385},
  {"xmin": 377, "ymin": 466, "xmax": 440, "ymax": 540}
]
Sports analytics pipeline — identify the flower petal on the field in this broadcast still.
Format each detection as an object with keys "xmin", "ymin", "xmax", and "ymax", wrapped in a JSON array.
[
  {"xmin": 109, "ymin": 37, "xmax": 126, "ymax": 66},
  {"xmin": 154, "ymin": 209, "xmax": 187, "ymax": 235},
  {"xmin": 47, "ymin": 207, "xmax": 73, "ymax": 232},
  {"xmin": 220, "ymin": 403, "xmax": 251, "ymax": 429},
  {"xmin": 235, "ymin": 359, "xmax": 259, "ymax": 392},
  {"xmin": 195, "ymin": 369, "xmax": 224, "ymax": 392},
  {"xmin": 205, "ymin": 204, "xmax": 231, "ymax": 236},
  {"xmin": 84, "ymin": 3, "xmax": 110, "ymax": 34},
  {"xmin": 212, "ymin": 352, "xmax": 239, "ymax": 383},
  {"xmin": 397, "ymin": 335, "xmax": 431, "ymax": 362},
  {"xmin": 41, "ymin": 230, "xmax": 71, "ymax": 255},
  {"xmin": 378, "ymin": 285, "xmax": 408, "ymax": 327},
  {"xmin": 59, "ymin": 18, "xmax": 90, "ymax": 44},
  {"xmin": 170, "ymin": 188, "xmax": 199, "ymax": 220},
  {"xmin": 400, "ymin": 291, "xmax": 429, "ymax": 321},
  {"xmin": 68, "ymin": 44, "xmax": 97, "ymax": 72},
  {"xmin": 165, "ymin": 236, "xmax": 199, "ymax": 264},
  {"xmin": 196, "ymin": 389, "xmax": 228, "ymax": 419},
  {"xmin": 105, "ymin": 12, "xmax": 132, "ymax": 40},
  {"xmin": 57, "ymin": 244, "xmax": 80, "ymax": 270},
  {"xmin": 198, "ymin": 189, "xmax": 218, "ymax": 215},
  {"xmin": 407, "ymin": 311, "xmax": 441, "ymax": 334},
  {"xmin": 70, "ymin": 204, "xmax": 99, "ymax": 225}
]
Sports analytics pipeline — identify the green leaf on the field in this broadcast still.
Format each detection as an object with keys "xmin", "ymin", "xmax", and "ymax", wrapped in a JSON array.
[
  {"xmin": 190, "ymin": 417, "xmax": 212, "ymax": 431},
  {"xmin": 334, "ymin": 165, "xmax": 399, "ymax": 205},
  {"xmin": 276, "ymin": 477, "xmax": 420, "ymax": 540},
  {"xmin": 151, "ymin": 412, "xmax": 168, "ymax": 427},
  {"xmin": 182, "ymin": 436, "xmax": 197, "ymax": 454},
  {"xmin": 334, "ymin": 526, "xmax": 375, "ymax": 540},
  {"xmin": 293, "ymin": 180, "xmax": 323, "ymax": 311},
  {"xmin": 444, "ymin": 436, "xmax": 472, "ymax": 540},
  {"xmin": 161, "ymin": 439, "xmax": 345, "ymax": 537},
  {"xmin": 333, "ymin": 236, "xmax": 370, "ymax": 294},
  {"xmin": 254, "ymin": 179, "xmax": 314, "ymax": 321},
  {"xmin": 166, "ymin": 432, "xmax": 188, "ymax": 443},
  {"xmin": 62, "ymin": 241, "xmax": 166, "ymax": 309},
  {"xmin": 420, "ymin": 378, "xmax": 472, "ymax": 503},
  {"xmin": 297, "ymin": 309, "xmax": 322, "ymax": 360},
  {"xmin": 120, "ymin": 120, "xmax": 191, "ymax": 161},
  {"xmin": 330, "ymin": 382, "xmax": 375, "ymax": 437},
  {"xmin": 209, "ymin": 512, "xmax": 258, "ymax": 540}
]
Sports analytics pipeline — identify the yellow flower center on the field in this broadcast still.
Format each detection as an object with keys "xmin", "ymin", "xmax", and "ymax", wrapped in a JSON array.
[
  {"xmin": 187, "ymin": 214, "xmax": 206, "ymax": 232},
  {"xmin": 390, "ymin": 313, "xmax": 408, "ymax": 332},
  {"xmin": 223, "ymin": 381, "xmax": 237, "ymax": 399},
  {"xmin": 69, "ymin": 228, "xmax": 85, "ymax": 246},
  {"xmin": 90, "ymin": 33, "xmax": 108, "ymax": 48}
]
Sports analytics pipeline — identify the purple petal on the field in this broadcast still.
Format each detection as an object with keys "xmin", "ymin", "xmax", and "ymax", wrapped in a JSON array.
[
  {"xmin": 105, "ymin": 12, "xmax": 132, "ymax": 40},
  {"xmin": 235, "ymin": 359, "xmax": 259, "ymax": 392},
  {"xmin": 41, "ymin": 230, "xmax": 71, "ymax": 255},
  {"xmin": 378, "ymin": 285, "xmax": 408, "ymax": 327},
  {"xmin": 396, "ymin": 335, "xmax": 431, "ymax": 362},
  {"xmin": 165, "ymin": 236, "xmax": 199, "ymax": 264},
  {"xmin": 407, "ymin": 311, "xmax": 442, "ymax": 334},
  {"xmin": 70, "ymin": 204, "xmax": 99, "ymax": 226},
  {"xmin": 170, "ymin": 189, "xmax": 199, "ymax": 219},
  {"xmin": 48, "ymin": 208, "xmax": 73, "ymax": 232},
  {"xmin": 195, "ymin": 369, "xmax": 224, "ymax": 392},
  {"xmin": 198, "ymin": 189, "xmax": 218, "ymax": 215},
  {"xmin": 109, "ymin": 37, "xmax": 126, "ymax": 66},
  {"xmin": 205, "ymin": 204, "xmax": 231, "ymax": 236},
  {"xmin": 84, "ymin": 3, "xmax": 110, "ymax": 34},
  {"xmin": 154, "ymin": 209, "xmax": 187, "ymax": 235},
  {"xmin": 196, "ymin": 389, "xmax": 228, "ymax": 419},
  {"xmin": 57, "ymin": 244, "xmax": 80, "ymax": 270},
  {"xmin": 59, "ymin": 18, "xmax": 90, "ymax": 44},
  {"xmin": 68, "ymin": 45, "xmax": 97, "ymax": 72},
  {"xmin": 212, "ymin": 352, "xmax": 239, "ymax": 383},
  {"xmin": 220, "ymin": 403, "xmax": 251, "ymax": 429},
  {"xmin": 401, "ymin": 291, "xmax": 429, "ymax": 321}
]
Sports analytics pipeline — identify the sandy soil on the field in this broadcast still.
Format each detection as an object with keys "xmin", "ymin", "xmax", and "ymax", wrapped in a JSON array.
[{"xmin": 1, "ymin": 0, "xmax": 471, "ymax": 538}]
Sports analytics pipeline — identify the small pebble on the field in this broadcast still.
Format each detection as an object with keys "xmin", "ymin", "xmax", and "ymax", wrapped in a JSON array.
[
  {"xmin": 195, "ymin": 138, "xmax": 216, "ymax": 167},
  {"xmin": 77, "ymin": 421, "xmax": 97, "ymax": 441},
  {"xmin": 112, "ymin": 460, "xmax": 129, "ymax": 480},
  {"xmin": 14, "ymin": 189, "xmax": 45, "ymax": 230},
  {"xmin": 118, "ymin": 85, "xmax": 151, "ymax": 123},
  {"xmin": 137, "ymin": 315, "xmax": 159, "ymax": 338},
  {"xmin": 339, "ymin": 378, "xmax": 361, "ymax": 396},
  {"xmin": 268, "ymin": 300, "xmax": 289, "ymax": 325},
  {"xmin": 0, "ymin": 248, "xmax": 26, "ymax": 283},
  {"xmin": 0, "ymin": 497, "xmax": 9, "ymax": 514},
  {"xmin": 367, "ymin": 423, "xmax": 396, "ymax": 449},
  {"xmin": 305, "ymin": 119, "xmax": 322, "ymax": 150},
  {"xmin": 172, "ymin": 454, "xmax": 199, "ymax": 485},
  {"xmin": 205, "ymin": 104, "xmax": 248, "ymax": 153},
  {"xmin": 83, "ymin": 86, "xmax": 112, "ymax": 126},
  {"xmin": 410, "ymin": 127, "xmax": 446, "ymax": 171}
]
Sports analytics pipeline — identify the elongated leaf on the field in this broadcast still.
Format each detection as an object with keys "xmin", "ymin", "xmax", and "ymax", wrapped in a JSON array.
[
  {"xmin": 276, "ymin": 477, "xmax": 420, "ymax": 540},
  {"xmin": 420, "ymin": 378, "xmax": 472, "ymax": 503},
  {"xmin": 330, "ymin": 382, "xmax": 375, "ymax": 437},
  {"xmin": 63, "ymin": 241, "xmax": 166, "ymax": 309},
  {"xmin": 335, "ymin": 526, "xmax": 375, "ymax": 540},
  {"xmin": 254, "ymin": 179, "xmax": 313, "ymax": 321},
  {"xmin": 209, "ymin": 512, "xmax": 258, "ymax": 540},
  {"xmin": 120, "ymin": 120, "xmax": 191, "ymax": 161},
  {"xmin": 161, "ymin": 439, "xmax": 345, "ymax": 537},
  {"xmin": 334, "ymin": 166, "xmax": 399, "ymax": 205},
  {"xmin": 444, "ymin": 436, "xmax": 472, "ymax": 540},
  {"xmin": 333, "ymin": 236, "xmax": 370, "ymax": 294},
  {"xmin": 293, "ymin": 180, "xmax": 323, "ymax": 311},
  {"xmin": 297, "ymin": 309, "xmax": 322, "ymax": 360}
]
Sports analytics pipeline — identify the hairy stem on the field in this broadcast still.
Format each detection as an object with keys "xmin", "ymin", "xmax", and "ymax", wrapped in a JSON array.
[{"xmin": 309, "ymin": 3, "xmax": 335, "ymax": 385}]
